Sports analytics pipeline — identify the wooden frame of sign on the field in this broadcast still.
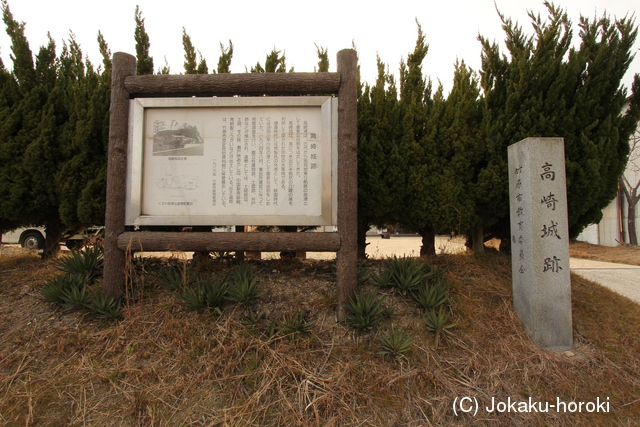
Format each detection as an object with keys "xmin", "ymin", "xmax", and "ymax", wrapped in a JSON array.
[{"xmin": 103, "ymin": 50, "xmax": 357, "ymax": 320}]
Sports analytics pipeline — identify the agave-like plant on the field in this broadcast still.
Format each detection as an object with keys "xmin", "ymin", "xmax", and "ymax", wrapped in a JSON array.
[
  {"xmin": 178, "ymin": 275, "xmax": 227, "ymax": 314},
  {"xmin": 54, "ymin": 245, "xmax": 104, "ymax": 284},
  {"xmin": 200, "ymin": 276, "xmax": 227, "ymax": 314},
  {"xmin": 177, "ymin": 286, "xmax": 208, "ymax": 311},
  {"xmin": 369, "ymin": 265, "xmax": 394, "ymax": 288},
  {"xmin": 378, "ymin": 326, "xmax": 414, "ymax": 359},
  {"xmin": 60, "ymin": 285, "xmax": 90, "ymax": 311},
  {"xmin": 423, "ymin": 307, "xmax": 457, "ymax": 349},
  {"xmin": 412, "ymin": 279, "xmax": 449, "ymax": 311},
  {"xmin": 280, "ymin": 310, "xmax": 316, "ymax": 336},
  {"xmin": 342, "ymin": 289, "xmax": 386, "ymax": 331},
  {"xmin": 225, "ymin": 264, "xmax": 263, "ymax": 306},
  {"xmin": 152, "ymin": 263, "xmax": 197, "ymax": 291},
  {"xmin": 88, "ymin": 290, "xmax": 122, "ymax": 320},
  {"xmin": 384, "ymin": 256, "xmax": 426, "ymax": 295},
  {"xmin": 40, "ymin": 273, "xmax": 86, "ymax": 304}
]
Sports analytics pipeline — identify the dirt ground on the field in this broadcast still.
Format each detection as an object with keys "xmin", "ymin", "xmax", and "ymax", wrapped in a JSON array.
[{"xmin": 2, "ymin": 238, "xmax": 640, "ymax": 425}]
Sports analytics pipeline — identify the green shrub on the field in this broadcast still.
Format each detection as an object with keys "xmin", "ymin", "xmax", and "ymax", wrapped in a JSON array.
[
  {"xmin": 343, "ymin": 289, "xmax": 386, "ymax": 331},
  {"xmin": 178, "ymin": 275, "xmax": 227, "ymax": 314},
  {"xmin": 60, "ymin": 285, "xmax": 90, "ymax": 311},
  {"xmin": 153, "ymin": 263, "xmax": 197, "ymax": 291},
  {"xmin": 387, "ymin": 257, "xmax": 427, "ymax": 295},
  {"xmin": 412, "ymin": 278, "xmax": 449, "ymax": 311},
  {"xmin": 369, "ymin": 265, "xmax": 394, "ymax": 288},
  {"xmin": 281, "ymin": 310, "xmax": 316, "ymax": 336},
  {"xmin": 54, "ymin": 245, "xmax": 104, "ymax": 284},
  {"xmin": 40, "ymin": 274, "xmax": 86, "ymax": 304},
  {"xmin": 423, "ymin": 307, "xmax": 457, "ymax": 348},
  {"xmin": 88, "ymin": 290, "xmax": 122, "ymax": 320},
  {"xmin": 378, "ymin": 326, "xmax": 413, "ymax": 359},
  {"xmin": 225, "ymin": 264, "xmax": 263, "ymax": 306}
]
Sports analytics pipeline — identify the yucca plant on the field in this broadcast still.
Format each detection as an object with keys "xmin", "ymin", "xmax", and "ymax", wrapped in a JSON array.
[
  {"xmin": 423, "ymin": 307, "xmax": 457, "ymax": 349},
  {"xmin": 412, "ymin": 279, "xmax": 449, "ymax": 311},
  {"xmin": 60, "ymin": 285, "xmax": 90, "ymax": 311},
  {"xmin": 225, "ymin": 264, "xmax": 263, "ymax": 306},
  {"xmin": 241, "ymin": 308, "xmax": 266, "ymax": 329},
  {"xmin": 369, "ymin": 265, "xmax": 393, "ymax": 288},
  {"xmin": 54, "ymin": 245, "xmax": 104, "ymax": 284},
  {"xmin": 88, "ymin": 290, "xmax": 122, "ymax": 320},
  {"xmin": 281, "ymin": 310, "xmax": 316, "ymax": 336},
  {"xmin": 378, "ymin": 326, "xmax": 414, "ymax": 359},
  {"xmin": 342, "ymin": 289, "xmax": 386, "ymax": 331},
  {"xmin": 265, "ymin": 317, "xmax": 281, "ymax": 339},
  {"xmin": 177, "ymin": 286, "xmax": 208, "ymax": 311},
  {"xmin": 40, "ymin": 273, "xmax": 86, "ymax": 304},
  {"xmin": 357, "ymin": 263, "xmax": 370, "ymax": 286},
  {"xmin": 153, "ymin": 263, "xmax": 197, "ymax": 291},
  {"xmin": 384, "ymin": 256, "xmax": 426, "ymax": 295},
  {"xmin": 423, "ymin": 264, "xmax": 445, "ymax": 284},
  {"xmin": 200, "ymin": 276, "xmax": 227, "ymax": 314},
  {"xmin": 177, "ymin": 275, "xmax": 227, "ymax": 314}
]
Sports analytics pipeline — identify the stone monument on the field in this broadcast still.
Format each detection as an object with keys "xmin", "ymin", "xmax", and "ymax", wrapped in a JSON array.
[{"xmin": 508, "ymin": 137, "xmax": 572, "ymax": 350}]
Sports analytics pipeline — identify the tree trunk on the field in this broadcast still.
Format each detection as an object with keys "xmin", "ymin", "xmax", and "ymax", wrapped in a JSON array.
[
  {"xmin": 42, "ymin": 218, "xmax": 64, "ymax": 259},
  {"xmin": 471, "ymin": 225, "xmax": 485, "ymax": 255},
  {"xmin": 357, "ymin": 221, "xmax": 370, "ymax": 259},
  {"xmin": 419, "ymin": 227, "xmax": 436, "ymax": 256},
  {"xmin": 629, "ymin": 200, "xmax": 638, "ymax": 245},
  {"xmin": 621, "ymin": 177, "xmax": 639, "ymax": 246}
]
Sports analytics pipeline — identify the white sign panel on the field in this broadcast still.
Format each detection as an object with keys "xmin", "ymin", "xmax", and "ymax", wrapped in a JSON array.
[{"xmin": 126, "ymin": 97, "xmax": 337, "ymax": 226}]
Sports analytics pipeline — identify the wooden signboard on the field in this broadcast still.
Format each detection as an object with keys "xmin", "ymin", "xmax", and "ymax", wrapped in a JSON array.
[{"xmin": 103, "ymin": 50, "xmax": 358, "ymax": 320}]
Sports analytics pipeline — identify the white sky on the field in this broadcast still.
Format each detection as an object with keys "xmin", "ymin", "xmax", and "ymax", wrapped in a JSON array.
[{"xmin": 0, "ymin": 0, "xmax": 638, "ymax": 94}]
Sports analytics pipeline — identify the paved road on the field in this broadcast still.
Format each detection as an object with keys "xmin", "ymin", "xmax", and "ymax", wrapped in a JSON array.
[{"xmin": 569, "ymin": 258, "xmax": 640, "ymax": 304}]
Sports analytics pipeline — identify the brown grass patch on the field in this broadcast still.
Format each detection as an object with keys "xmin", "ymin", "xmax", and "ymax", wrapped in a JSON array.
[{"xmin": 1, "ymin": 248, "xmax": 639, "ymax": 425}]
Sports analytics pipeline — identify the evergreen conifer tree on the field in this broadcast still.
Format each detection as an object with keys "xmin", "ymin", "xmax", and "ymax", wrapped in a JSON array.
[
  {"xmin": 357, "ymin": 57, "xmax": 400, "ymax": 257},
  {"xmin": 217, "ymin": 41, "xmax": 233, "ymax": 73},
  {"xmin": 478, "ymin": 2, "xmax": 640, "ymax": 243},
  {"xmin": 251, "ymin": 49, "xmax": 287, "ymax": 73},
  {"xmin": 394, "ymin": 23, "xmax": 437, "ymax": 255},
  {"xmin": 315, "ymin": 44, "xmax": 329, "ymax": 72},
  {"xmin": 134, "ymin": 6, "xmax": 153, "ymax": 75},
  {"xmin": 182, "ymin": 28, "xmax": 197, "ymax": 74}
]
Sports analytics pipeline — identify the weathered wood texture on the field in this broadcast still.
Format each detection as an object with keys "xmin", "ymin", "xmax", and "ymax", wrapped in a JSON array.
[
  {"xmin": 125, "ymin": 72, "xmax": 341, "ymax": 97},
  {"xmin": 335, "ymin": 49, "xmax": 359, "ymax": 321},
  {"xmin": 118, "ymin": 232, "xmax": 341, "ymax": 253},
  {"xmin": 103, "ymin": 53, "xmax": 136, "ymax": 299}
]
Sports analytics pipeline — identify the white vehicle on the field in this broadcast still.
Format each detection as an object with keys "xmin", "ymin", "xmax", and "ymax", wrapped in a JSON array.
[{"xmin": 1, "ymin": 227, "xmax": 103, "ymax": 250}]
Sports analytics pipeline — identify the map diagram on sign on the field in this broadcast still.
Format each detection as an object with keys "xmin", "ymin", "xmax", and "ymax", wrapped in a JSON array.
[{"xmin": 156, "ymin": 174, "xmax": 200, "ymax": 190}]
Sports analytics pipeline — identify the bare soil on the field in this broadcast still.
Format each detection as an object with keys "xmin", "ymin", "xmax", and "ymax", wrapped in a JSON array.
[{"xmin": 1, "ymin": 243, "xmax": 639, "ymax": 425}]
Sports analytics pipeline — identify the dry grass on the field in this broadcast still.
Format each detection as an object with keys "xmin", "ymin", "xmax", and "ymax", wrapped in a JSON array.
[
  {"xmin": 569, "ymin": 240, "xmax": 640, "ymax": 266},
  {"xmin": 1, "ymin": 246, "xmax": 640, "ymax": 426}
]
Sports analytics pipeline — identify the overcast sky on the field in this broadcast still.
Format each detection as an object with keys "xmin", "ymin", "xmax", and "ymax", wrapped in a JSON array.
[{"xmin": 0, "ymin": 0, "xmax": 638, "ymax": 94}]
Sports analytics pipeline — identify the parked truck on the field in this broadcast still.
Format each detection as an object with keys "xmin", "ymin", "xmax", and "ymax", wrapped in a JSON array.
[{"xmin": 1, "ymin": 227, "xmax": 103, "ymax": 250}]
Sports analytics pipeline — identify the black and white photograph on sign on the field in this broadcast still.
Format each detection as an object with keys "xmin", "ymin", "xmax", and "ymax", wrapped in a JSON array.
[{"xmin": 152, "ymin": 120, "xmax": 204, "ymax": 156}]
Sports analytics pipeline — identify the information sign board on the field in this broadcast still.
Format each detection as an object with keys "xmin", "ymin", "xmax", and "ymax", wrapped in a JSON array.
[{"xmin": 126, "ymin": 97, "xmax": 337, "ymax": 226}]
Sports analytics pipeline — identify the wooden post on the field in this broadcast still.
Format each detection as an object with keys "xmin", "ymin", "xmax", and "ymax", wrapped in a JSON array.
[
  {"xmin": 336, "ymin": 49, "xmax": 358, "ymax": 321},
  {"xmin": 103, "ymin": 53, "xmax": 136, "ymax": 299}
]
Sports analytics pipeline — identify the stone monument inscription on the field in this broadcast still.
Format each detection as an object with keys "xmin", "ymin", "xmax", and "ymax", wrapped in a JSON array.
[{"xmin": 508, "ymin": 137, "xmax": 573, "ymax": 350}]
